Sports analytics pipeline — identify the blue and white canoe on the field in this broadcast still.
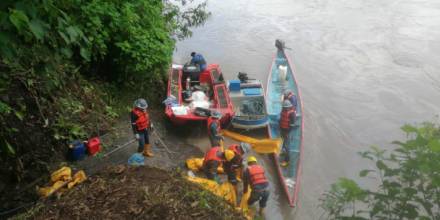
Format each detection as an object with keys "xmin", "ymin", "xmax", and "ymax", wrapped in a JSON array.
[
  {"xmin": 266, "ymin": 40, "xmax": 304, "ymax": 207},
  {"xmin": 227, "ymin": 77, "xmax": 269, "ymax": 130}
]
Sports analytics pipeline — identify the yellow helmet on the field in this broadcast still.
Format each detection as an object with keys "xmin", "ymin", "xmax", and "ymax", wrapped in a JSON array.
[
  {"xmin": 247, "ymin": 156, "xmax": 257, "ymax": 163},
  {"xmin": 225, "ymin": 150, "xmax": 235, "ymax": 161}
]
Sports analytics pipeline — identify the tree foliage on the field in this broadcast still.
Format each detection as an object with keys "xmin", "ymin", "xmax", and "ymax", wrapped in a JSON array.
[
  {"xmin": 0, "ymin": 3, "xmax": 209, "ymax": 213},
  {"xmin": 0, "ymin": 0, "xmax": 209, "ymax": 158},
  {"xmin": 320, "ymin": 123, "xmax": 440, "ymax": 219}
]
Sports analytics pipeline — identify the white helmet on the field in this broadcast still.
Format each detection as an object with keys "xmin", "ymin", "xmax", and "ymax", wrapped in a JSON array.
[{"xmin": 134, "ymin": 98, "xmax": 148, "ymax": 110}]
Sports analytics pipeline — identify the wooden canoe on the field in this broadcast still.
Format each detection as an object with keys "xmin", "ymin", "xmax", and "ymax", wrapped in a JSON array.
[{"xmin": 266, "ymin": 40, "xmax": 304, "ymax": 207}]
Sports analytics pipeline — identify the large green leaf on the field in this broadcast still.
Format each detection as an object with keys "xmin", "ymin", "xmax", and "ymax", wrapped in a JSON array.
[
  {"xmin": 359, "ymin": 169, "xmax": 374, "ymax": 177},
  {"xmin": 28, "ymin": 19, "xmax": 47, "ymax": 40},
  {"xmin": 66, "ymin": 26, "xmax": 79, "ymax": 42},
  {"xmin": 376, "ymin": 160, "xmax": 387, "ymax": 170},
  {"xmin": 80, "ymin": 47, "xmax": 91, "ymax": 61},
  {"xmin": 0, "ymin": 101, "xmax": 12, "ymax": 114},
  {"xmin": 4, "ymin": 141, "xmax": 15, "ymax": 156},
  {"xmin": 401, "ymin": 124, "xmax": 417, "ymax": 134},
  {"xmin": 9, "ymin": 9, "xmax": 29, "ymax": 32}
]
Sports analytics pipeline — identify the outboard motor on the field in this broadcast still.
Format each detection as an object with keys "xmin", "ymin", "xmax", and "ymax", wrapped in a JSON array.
[
  {"xmin": 275, "ymin": 39, "xmax": 285, "ymax": 51},
  {"xmin": 238, "ymin": 72, "xmax": 250, "ymax": 83},
  {"xmin": 183, "ymin": 63, "xmax": 201, "ymax": 74},
  {"xmin": 183, "ymin": 63, "xmax": 201, "ymax": 88}
]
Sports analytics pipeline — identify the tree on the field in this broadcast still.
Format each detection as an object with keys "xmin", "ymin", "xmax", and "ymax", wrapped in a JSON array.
[{"xmin": 320, "ymin": 123, "xmax": 440, "ymax": 219}]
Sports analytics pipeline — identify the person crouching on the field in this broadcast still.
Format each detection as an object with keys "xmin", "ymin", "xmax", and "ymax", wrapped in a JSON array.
[{"xmin": 202, "ymin": 146, "xmax": 224, "ymax": 183}]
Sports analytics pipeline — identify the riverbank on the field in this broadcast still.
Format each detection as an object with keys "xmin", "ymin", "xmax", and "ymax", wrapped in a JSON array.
[
  {"xmin": 6, "ymin": 106, "xmax": 247, "ymax": 219},
  {"xmin": 15, "ymin": 165, "xmax": 245, "ymax": 220}
]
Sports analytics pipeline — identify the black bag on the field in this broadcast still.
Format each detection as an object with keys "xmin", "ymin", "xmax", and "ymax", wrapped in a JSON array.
[{"xmin": 194, "ymin": 107, "xmax": 211, "ymax": 117}]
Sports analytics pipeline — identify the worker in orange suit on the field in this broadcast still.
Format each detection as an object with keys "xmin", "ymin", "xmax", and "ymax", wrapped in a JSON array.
[{"xmin": 243, "ymin": 156, "xmax": 270, "ymax": 216}]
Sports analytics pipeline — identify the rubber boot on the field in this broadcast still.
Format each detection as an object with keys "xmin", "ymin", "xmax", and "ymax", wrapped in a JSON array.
[
  {"xmin": 258, "ymin": 207, "xmax": 265, "ymax": 217},
  {"xmin": 233, "ymin": 184, "xmax": 239, "ymax": 206},
  {"xmin": 235, "ymin": 168, "xmax": 242, "ymax": 182},
  {"xmin": 143, "ymin": 144, "xmax": 154, "ymax": 157}
]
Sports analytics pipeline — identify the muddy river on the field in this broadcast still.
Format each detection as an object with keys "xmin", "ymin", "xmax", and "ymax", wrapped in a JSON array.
[{"xmin": 173, "ymin": 0, "xmax": 440, "ymax": 219}]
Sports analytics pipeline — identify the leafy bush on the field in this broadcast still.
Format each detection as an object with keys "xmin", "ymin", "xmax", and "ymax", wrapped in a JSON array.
[
  {"xmin": 320, "ymin": 123, "xmax": 440, "ymax": 219},
  {"xmin": 0, "ymin": 0, "xmax": 209, "ymax": 158}
]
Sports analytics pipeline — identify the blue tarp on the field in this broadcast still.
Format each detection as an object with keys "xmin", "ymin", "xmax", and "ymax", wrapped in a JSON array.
[{"xmin": 128, "ymin": 153, "xmax": 145, "ymax": 166}]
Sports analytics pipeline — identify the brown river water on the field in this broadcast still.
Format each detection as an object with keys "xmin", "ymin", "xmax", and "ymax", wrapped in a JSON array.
[{"xmin": 173, "ymin": 0, "xmax": 440, "ymax": 219}]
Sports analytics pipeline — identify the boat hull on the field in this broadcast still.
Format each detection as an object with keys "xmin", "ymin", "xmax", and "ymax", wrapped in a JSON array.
[
  {"xmin": 231, "ymin": 117, "xmax": 269, "ymax": 129},
  {"xmin": 228, "ymin": 79, "xmax": 269, "ymax": 130},
  {"xmin": 266, "ymin": 47, "xmax": 304, "ymax": 208}
]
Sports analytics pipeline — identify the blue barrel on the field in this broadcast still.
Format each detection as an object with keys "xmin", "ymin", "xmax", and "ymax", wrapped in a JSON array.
[{"xmin": 68, "ymin": 140, "xmax": 86, "ymax": 161}]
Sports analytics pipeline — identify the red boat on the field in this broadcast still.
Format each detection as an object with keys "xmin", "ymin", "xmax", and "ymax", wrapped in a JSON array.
[{"xmin": 165, "ymin": 63, "xmax": 234, "ymax": 125}]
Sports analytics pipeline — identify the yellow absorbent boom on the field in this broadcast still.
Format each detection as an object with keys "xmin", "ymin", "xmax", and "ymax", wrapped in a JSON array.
[
  {"xmin": 222, "ymin": 130, "xmax": 281, "ymax": 154},
  {"xmin": 186, "ymin": 157, "xmax": 224, "ymax": 173},
  {"xmin": 186, "ymin": 176, "xmax": 253, "ymax": 220}
]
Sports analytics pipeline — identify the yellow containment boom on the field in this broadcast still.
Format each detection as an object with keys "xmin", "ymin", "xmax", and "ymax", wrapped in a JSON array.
[
  {"xmin": 186, "ymin": 176, "xmax": 253, "ymax": 220},
  {"xmin": 186, "ymin": 157, "xmax": 224, "ymax": 174},
  {"xmin": 222, "ymin": 130, "xmax": 281, "ymax": 154}
]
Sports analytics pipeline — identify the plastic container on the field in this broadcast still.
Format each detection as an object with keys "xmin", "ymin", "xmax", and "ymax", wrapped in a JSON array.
[
  {"xmin": 229, "ymin": 80, "xmax": 241, "ymax": 92},
  {"xmin": 86, "ymin": 137, "xmax": 101, "ymax": 156},
  {"xmin": 68, "ymin": 140, "xmax": 86, "ymax": 161}
]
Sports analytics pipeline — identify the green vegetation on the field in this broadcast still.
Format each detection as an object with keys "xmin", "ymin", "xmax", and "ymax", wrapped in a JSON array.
[
  {"xmin": 320, "ymin": 123, "xmax": 440, "ymax": 219},
  {"xmin": 0, "ymin": 0, "xmax": 209, "ymax": 213}
]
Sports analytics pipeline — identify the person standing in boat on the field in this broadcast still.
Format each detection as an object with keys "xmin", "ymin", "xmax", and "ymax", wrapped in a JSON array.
[
  {"xmin": 207, "ymin": 111, "xmax": 223, "ymax": 147},
  {"xmin": 283, "ymin": 90, "xmax": 297, "ymax": 110},
  {"xmin": 279, "ymin": 100, "xmax": 296, "ymax": 166},
  {"xmin": 131, "ymin": 98, "xmax": 154, "ymax": 157}
]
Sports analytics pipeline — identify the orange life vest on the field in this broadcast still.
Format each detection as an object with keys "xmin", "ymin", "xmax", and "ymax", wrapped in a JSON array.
[
  {"xmin": 204, "ymin": 146, "xmax": 222, "ymax": 163},
  {"xmin": 280, "ymin": 108, "xmax": 295, "ymax": 129},
  {"xmin": 248, "ymin": 164, "xmax": 268, "ymax": 186},
  {"xmin": 207, "ymin": 117, "xmax": 221, "ymax": 136},
  {"xmin": 132, "ymin": 108, "xmax": 149, "ymax": 131}
]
